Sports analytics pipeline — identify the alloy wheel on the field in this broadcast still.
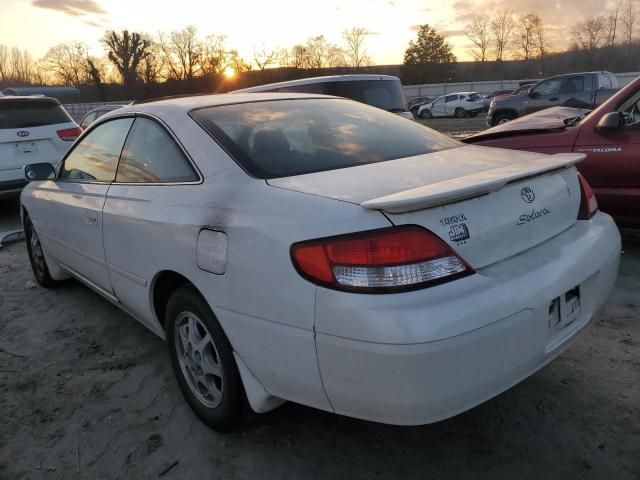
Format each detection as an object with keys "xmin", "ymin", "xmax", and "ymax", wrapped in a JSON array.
[{"xmin": 174, "ymin": 311, "xmax": 224, "ymax": 408}]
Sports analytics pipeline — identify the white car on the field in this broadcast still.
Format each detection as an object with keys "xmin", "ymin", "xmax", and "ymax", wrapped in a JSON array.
[
  {"xmin": 20, "ymin": 93, "xmax": 620, "ymax": 430},
  {"xmin": 0, "ymin": 96, "xmax": 80, "ymax": 198},
  {"xmin": 418, "ymin": 92, "xmax": 484, "ymax": 119}
]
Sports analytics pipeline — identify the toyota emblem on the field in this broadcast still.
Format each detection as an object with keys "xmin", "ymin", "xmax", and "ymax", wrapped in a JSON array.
[{"xmin": 521, "ymin": 187, "xmax": 535, "ymax": 203}]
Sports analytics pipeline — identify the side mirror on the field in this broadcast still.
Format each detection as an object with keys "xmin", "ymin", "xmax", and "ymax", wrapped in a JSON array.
[
  {"xmin": 596, "ymin": 111, "xmax": 623, "ymax": 131},
  {"xmin": 24, "ymin": 163, "xmax": 56, "ymax": 181}
]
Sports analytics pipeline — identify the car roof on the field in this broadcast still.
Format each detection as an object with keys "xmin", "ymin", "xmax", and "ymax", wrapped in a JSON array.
[
  {"xmin": 231, "ymin": 74, "xmax": 401, "ymax": 93},
  {"xmin": 108, "ymin": 92, "xmax": 339, "ymax": 117},
  {"xmin": 0, "ymin": 95, "xmax": 61, "ymax": 105}
]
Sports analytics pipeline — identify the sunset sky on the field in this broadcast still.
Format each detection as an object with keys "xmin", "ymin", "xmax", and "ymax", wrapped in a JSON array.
[{"xmin": 0, "ymin": 0, "xmax": 613, "ymax": 63}]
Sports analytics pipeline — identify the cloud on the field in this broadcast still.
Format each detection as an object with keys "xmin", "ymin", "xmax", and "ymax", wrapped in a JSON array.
[{"xmin": 31, "ymin": 0, "xmax": 106, "ymax": 17}]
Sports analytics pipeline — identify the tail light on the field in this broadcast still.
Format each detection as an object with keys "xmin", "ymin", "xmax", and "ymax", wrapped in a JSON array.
[
  {"xmin": 291, "ymin": 226, "xmax": 474, "ymax": 293},
  {"xmin": 56, "ymin": 127, "xmax": 82, "ymax": 141},
  {"xmin": 577, "ymin": 174, "xmax": 598, "ymax": 220}
]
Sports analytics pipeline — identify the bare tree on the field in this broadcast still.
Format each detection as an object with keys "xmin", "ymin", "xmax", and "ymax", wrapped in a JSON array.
[
  {"xmin": 159, "ymin": 26, "xmax": 202, "ymax": 81},
  {"xmin": 43, "ymin": 43, "xmax": 89, "ymax": 87},
  {"xmin": 572, "ymin": 16, "xmax": 608, "ymax": 52},
  {"xmin": 10, "ymin": 48, "xmax": 34, "ymax": 84},
  {"xmin": 201, "ymin": 34, "xmax": 229, "ymax": 75},
  {"xmin": 0, "ymin": 45, "xmax": 11, "ymax": 81},
  {"xmin": 138, "ymin": 40, "xmax": 164, "ymax": 85},
  {"xmin": 342, "ymin": 27, "xmax": 371, "ymax": 68},
  {"xmin": 465, "ymin": 16, "xmax": 491, "ymax": 62},
  {"xmin": 607, "ymin": 0, "xmax": 624, "ymax": 46},
  {"xmin": 326, "ymin": 44, "xmax": 347, "ymax": 67},
  {"xmin": 532, "ymin": 16, "xmax": 550, "ymax": 73},
  {"xmin": 622, "ymin": 0, "xmax": 637, "ymax": 46},
  {"xmin": 514, "ymin": 14, "xmax": 540, "ymax": 61},
  {"xmin": 103, "ymin": 30, "xmax": 152, "ymax": 88},
  {"xmin": 227, "ymin": 50, "xmax": 252, "ymax": 73},
  {"xmin": 305, "ymin": 36, "xmax": 328, "ymax": 69},
  {"xmin": 253, "ymin": 44, "xmax": 278, "ymax": 70},
  {"xmin": 287, "ymin": 45, "xmax": 308, "ymax": 68},
  {"xmin": 491, "ymin": 10, "xmax": 515, "ymax": 61}
]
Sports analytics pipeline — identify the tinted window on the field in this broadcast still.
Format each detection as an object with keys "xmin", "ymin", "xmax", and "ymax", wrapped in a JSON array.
[
  {"xmin": 326, "ymin": 80, "xmax": 407, "ymax": 112},
  {"xmin": 562, "ymin": 77, "xmax": 584, "ymax": 94},
  {"xmin": 191, "ymin": 98, "xmax": 461, "ymax": 179},
  {"xmin": 445, "ymin": 95, "xmax": 458, "ymax": 103},
  {"xmin": 598, "ymin": 74, "xmax": 612, "ymax": 89},
  {"xmin": 278, "ymin": 83, "xmax": 324, "ymax": 94},
  {"xmin": 0, "ymin": 99, "xmax": 72, "ymax": 129},
  {"xmin": 533, "ymin": 79, "xmax": 562, "ymax": 96},
  {"xmin": 59, "ymin": 118, "xmax": 133, "ymax": 182},
  {"xmin": 116, "ymin": 118, "xmax": 198, "ymax": 183}
]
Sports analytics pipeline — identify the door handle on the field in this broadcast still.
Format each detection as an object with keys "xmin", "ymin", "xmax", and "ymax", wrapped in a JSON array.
[{"xmin": 86, "ymin": 210, "xmax": 98, "ymax": 226}]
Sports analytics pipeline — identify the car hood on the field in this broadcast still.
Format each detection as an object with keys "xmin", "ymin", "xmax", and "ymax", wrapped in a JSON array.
[{"xmin": 467, "ymin": 106, "xmax": 591, "ymax": 142}]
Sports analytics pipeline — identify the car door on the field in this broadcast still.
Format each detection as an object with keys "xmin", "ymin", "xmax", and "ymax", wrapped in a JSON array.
[
  {"xmin": 430, "ymin": 97, "xmax": 446, "ymax": 117},
  {"xmin": 444, "ymin": 95, "xmax": 459, "ymax": 116},
  {"xmin": 102, "ymin": 116, "xmax": 201, "ymax": 329},
  {"xmin": 525, "ymin": 78, "xmax": 563, "ymax": 114},
  {"xmin": 558, "ymin": 75, "xmax": 591, "ymax": 108},
  {"xmin": 31, "ymin": 117, "xmax": 134, "ymax": 294},
  {"xmin": 574, "ymin": 90, "xmax": 640, "ymax": 227}
]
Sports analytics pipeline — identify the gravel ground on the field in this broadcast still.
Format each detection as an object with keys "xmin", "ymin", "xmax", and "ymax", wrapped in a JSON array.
[
  {"xmin": 416, "ymin": 114, "xmax": 489, "ymax": 138},
  {"xmin": 1, "ymin": 115, "xmax": 639, "ymax": 479}
]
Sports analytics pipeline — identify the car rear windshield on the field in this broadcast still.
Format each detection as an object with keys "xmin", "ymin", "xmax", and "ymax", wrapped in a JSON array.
[
  {"xmin": 0, "ymin": 99, "xmax": 72, "ymax": 129},
  {"xmin": 191, "ymin": 98, "xmax": 461, "ymax": 179}
]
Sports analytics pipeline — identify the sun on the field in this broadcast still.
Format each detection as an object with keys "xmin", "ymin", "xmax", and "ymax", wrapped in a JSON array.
[{"xmin": 224, "ymin": 67, "xmax": 236, "ymax": 79}]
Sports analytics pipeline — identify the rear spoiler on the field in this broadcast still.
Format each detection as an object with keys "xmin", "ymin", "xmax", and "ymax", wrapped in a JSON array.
[{"xmin": 360, "ymin": 153, "xmax": 585, "ymax": 214}]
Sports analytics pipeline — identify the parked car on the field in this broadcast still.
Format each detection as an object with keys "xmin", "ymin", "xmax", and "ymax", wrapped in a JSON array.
[
  {"xmin": 21, "ymin": 93, "xmax": 620, "ymax": 430},
  {"xmin": 0, "ymin": 96, "xmax": 80, "ymax": 198},
  {"xmin": 417, "ymin": 92, "xmax": 484, "ymax": 119},
  {"xmin": 408, "ymin": 96, "xmax": 434, "ymax": 116},
  {"xmin": 483, "ymin": 89, "xmax": 512, "ymax": 110},
  {"xmin": 232, "ymin": 74, "xmax": 413, "ymax": 119},
  {"xmin": 79, "ymin": 105, "xmax": 124, "ymax": 129},
  {"xmin": 466, "ymin": 75, "xmax": 640, "ymax": 228},
  {"xmin": 487, "ymin": 72, "xmax": 619, "ymax": 126}
]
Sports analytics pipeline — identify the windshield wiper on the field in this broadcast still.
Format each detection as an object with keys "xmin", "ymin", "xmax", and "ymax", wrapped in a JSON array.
[{"xmin": 564, "ymin": 111, "xmax": 591, "ymax": 127}]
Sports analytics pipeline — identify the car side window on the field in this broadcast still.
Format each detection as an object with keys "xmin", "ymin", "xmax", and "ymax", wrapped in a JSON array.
[
  {"xmin": 59, "ymin": 118, "xmax": 133, "ymax": 183},
  {"xmin": 433, "ymin": 97, "xmax": 444, "ymax": 106},
  {"xmin": 445, "ymin": 95, "xmax": 457, "ymax": 103},
  {"xmin": 561, "ymin": 77, "xmax": 584, "ymax": 94},
  {"xmin": 115, "ymin": 117, "xmax": 198, "ymax": 183},
  {"xmin": 80, "ymin": 112, "xmax": 95, "ymax": 129},
  {"xmin": 532, "ymin": 79, "xmax": 562, "ymax": 96}
]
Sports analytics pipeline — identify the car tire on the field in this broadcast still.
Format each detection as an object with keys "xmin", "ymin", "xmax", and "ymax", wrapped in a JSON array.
[
  {"xmin": 455, "ymin": 108, "xmax": 466, "ymax": 118},
  {"xmin": 24, "ymin": 215, "xmax": 59, "ymax": 288},
  {"xmin": 419, "ymin": 109, "xmax": 433, "ymax": 119},
  {"xmin": 166, "ymin": 285, "xmax": 248, "ymax": 431},
  {"xmin": 492, "ymin": 112, "xmax": 516, "ymax": 126}
]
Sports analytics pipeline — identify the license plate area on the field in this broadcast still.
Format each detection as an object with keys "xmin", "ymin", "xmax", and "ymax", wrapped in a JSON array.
[
  {"xmin": 14, "ymin": 142, "xmax": 38, "ymax": 155},
  {"xmin": 548, "ymin": 286, "xmax": 581, "ymax": 333}
]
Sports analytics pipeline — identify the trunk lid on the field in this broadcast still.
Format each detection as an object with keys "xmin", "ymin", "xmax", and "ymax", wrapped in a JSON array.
[{"xmin": 268, "ymin": 145, "xmax": 584, "ymax": 269}]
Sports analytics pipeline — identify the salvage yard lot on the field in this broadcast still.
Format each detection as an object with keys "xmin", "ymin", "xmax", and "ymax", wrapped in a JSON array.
[{"xmin": 1, "ymin": 116, "xmax": 639, "ymax": 479}]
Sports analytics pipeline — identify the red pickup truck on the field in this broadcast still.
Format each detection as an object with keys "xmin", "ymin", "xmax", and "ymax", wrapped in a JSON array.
[{"xmin": 466, "ymin": 76, "xmax": 640, "ymax": 228}]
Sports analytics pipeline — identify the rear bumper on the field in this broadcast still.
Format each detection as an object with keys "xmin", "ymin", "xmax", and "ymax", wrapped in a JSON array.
[{"xmin": 315, "ymin": 213, "xmax": 620, "ymax": 425}]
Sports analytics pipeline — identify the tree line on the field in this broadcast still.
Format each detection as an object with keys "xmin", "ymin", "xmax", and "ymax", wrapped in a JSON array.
[{"xmin": 0, "ymin": 26, "xmax": 373, "ymax": 95}]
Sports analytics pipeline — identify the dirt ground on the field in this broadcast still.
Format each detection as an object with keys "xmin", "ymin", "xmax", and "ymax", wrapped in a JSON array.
[{"xmin": 1, "ymin": 116, "xmax": 639, "ymax": 479}]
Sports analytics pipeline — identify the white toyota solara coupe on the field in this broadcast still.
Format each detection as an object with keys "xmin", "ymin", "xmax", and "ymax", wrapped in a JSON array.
[{"xmin": 20, "ymin": 93, "xmax": 620, "ymax": 430}]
